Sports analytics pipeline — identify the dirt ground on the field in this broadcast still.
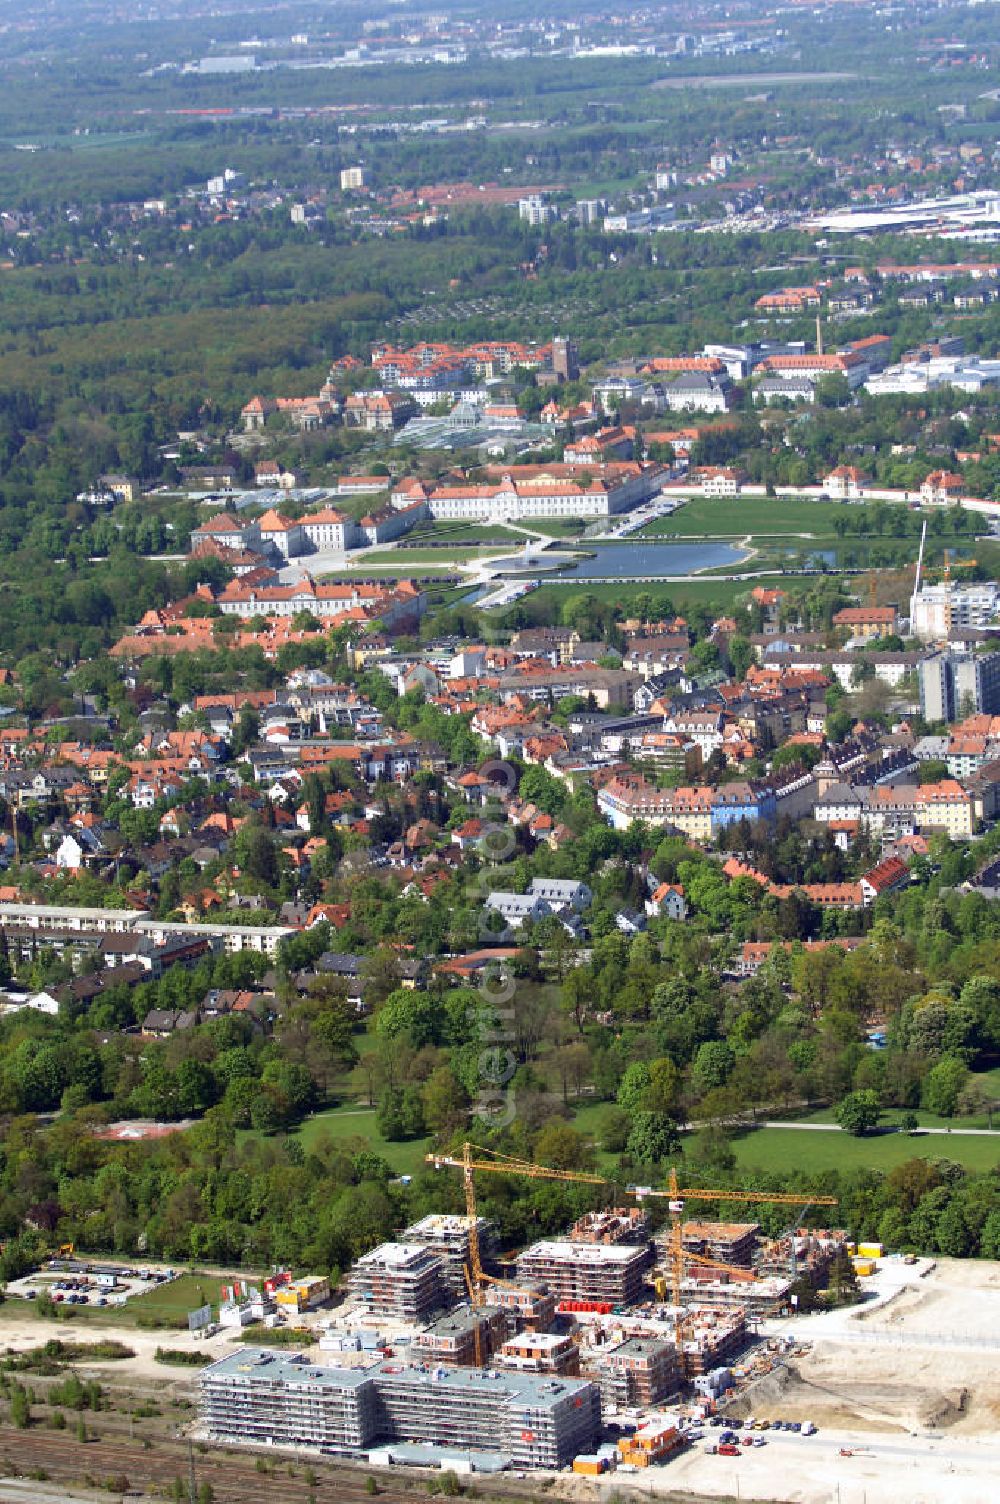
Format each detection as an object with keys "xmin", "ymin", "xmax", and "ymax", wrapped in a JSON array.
[
  {"xmin": 600, "ymin": 1258, "xmax": 1000, "ymax": 1504},
  {"xmin": 0, "ymin": 1307, "xmax": 237, "ymax": 1387},
  {"xmin": 765, "ymin": 1259, "xmax": 1000, "ymax": 1439}
]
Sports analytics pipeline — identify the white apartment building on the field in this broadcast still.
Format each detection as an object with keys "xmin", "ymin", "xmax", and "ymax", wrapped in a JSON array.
[
  {"xmin": 911, "ymin": 582, "xmax": 1000, "ymax": 641},
  {"xmin": 258, "ymin": 510, "xmax": 307, "ymax": 559},
  {"xmin": 526, "ymin": 877, "xmax": 592, "ymax": 912},
  {"xmin": 483, "ymin": 891, "xmax": 551, "ymax": 930},
  {"xmin": 662, "ymin": 372, "xmax": 731, "ymax": 413},
  {"xmin": 700, "ymin": 468, "xmax": 744, "ymax": 497}
]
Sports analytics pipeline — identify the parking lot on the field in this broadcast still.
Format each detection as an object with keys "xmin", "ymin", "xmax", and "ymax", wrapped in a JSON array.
[{"xmin": 5, "ymin": 1258, "xmax": 182, "ymax": 1311}]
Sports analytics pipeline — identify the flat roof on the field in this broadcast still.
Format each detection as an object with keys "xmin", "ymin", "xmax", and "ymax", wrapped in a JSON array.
[
  {"xmin": 682, "ymin": 1222, "xmax": 760, "ymax": 1240},
  {"xmin": 520, "ymin": 1240, "xmax": 646, "ymax": 1265},
  {"xmin": 372, "ymin": 1359, "xmax": 595, "ymax": 1408},
  {"xmin": 0, "ymin": 902, "xmax": 292, "ymax": 941},
  {"xmin": 354, "ymin": 1242, "xmax": 442, "ymax": 1269},
  {"xmin": 418, "ymin": 1307, "xmax": 501, "ymax": 1338},
  {"xmin": 203, "ymin": 1349, "xmax": 597, "ymax": 1412},
  {"xmin": 203, "ymin": 1350, "xmax": 375, "ymax": 1389},
  {"xmin": 606, "ymin": 1337, "xmax": 675, "ymax": 1360},
  {"xmin": 369, "ymin": 1442, "xmax": 509, "ymax": 1471},
  {"xmin": 501, "ymin": 1332, "xmax": 571, "ymax": 1351},
  {"xmin": 404, "ymin": 1214, "xmax": 483, "ymax": 1235}
]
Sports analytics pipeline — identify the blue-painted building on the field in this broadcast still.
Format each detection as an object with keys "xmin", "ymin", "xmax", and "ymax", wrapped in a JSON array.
[{"xmin": 710, "ymin": 782, "xmax": 777, "ymax": 836}]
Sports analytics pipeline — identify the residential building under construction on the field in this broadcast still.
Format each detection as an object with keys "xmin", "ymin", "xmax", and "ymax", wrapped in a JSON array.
[
  {"xmin": 516, "ymin": 1239, "xmax": 651, "ymax": 1308},
  {"xmin": 401, "ymin": 1213, "xmax": 491, "ymax": 1297},
  {"xmin": 680, "ymin": 1221, "xmax": 760, "ymax": 1268},
  {"xmin": 570, "ymin": 1207, "xmax": 650, "ymax": 1245},
  {"xmin": 347, "ymin": 1243, "xmax": 446, "ymax": 1323},
  {"xmin": 592, "ymin": 1337, "xmax": 682, "ymax": 1411},
  {"xmin": 758, "ymin": 1228, "xmax": 851, "ymax": 1288},
  {"xmin": 679, "ymin": 1309, "xmax": 747, "ymax": 1378},
  {"xmin": 200, "ymin": 1349, "xmax": 602, "ymax": 1470},
  {"xmin": 681, "ymin": 1269, "xmax": 793, "ymax": 1319},
  {"xmin": 411, "ymin": 1306, "xmax": 507, "ymax": 1367},
  {"xmin": 496, "ymin": 1331, "xmax": 580, "ymax": 1376},
  {"xmin": 487, "ymin": 1281, "xmax": 556, "ymax": 1332}
]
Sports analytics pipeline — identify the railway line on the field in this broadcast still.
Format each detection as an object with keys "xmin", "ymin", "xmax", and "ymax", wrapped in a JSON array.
[
  {"xmin": 0, "ymin": 1423, "xmax": 418, "ymax": 1504},
  {"xmin": 0, "ymin": 1420, "xmax": 569, "ymax": 1504}
]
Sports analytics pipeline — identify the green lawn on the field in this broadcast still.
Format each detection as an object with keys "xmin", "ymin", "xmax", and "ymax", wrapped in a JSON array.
[
  {"xmin": 569, "ymin": 1100, "xmax": 613, "ymax": 1139},
  {"xmin": 730, "ymin": 1126, "xmax": 1000, "ymax": 1176},
  {"xmin": 0, "ymin": 1271, "xmax": 242, "ymax": 1331},
  {"xmin": 641, "ymin": 496, "xmax": 849, "ymax": 537},
  {"xmin": 409, "ymin": 522, "xmax": 524, "ymax": 543},
  {"xmin": 772, "ymin": 1072, "xmax": 1000, "ymax": 1133},
  {"xmin": 121, "ymin": 1272, "xmax": 224, "ymax": 1323},
  {"xmin": 349, "ymin": 546, "xmax": 497, "ymax": 566},
  {"xmin": 392, "ymin": 546, "xmax": 512, "ymax": 563},
  {"xmin": 521, "ymin": 519, "xmax": 590, "ymax": 538},
  {"xmin": 968, "ymin": 1064, "xmax": 1000, "ymax": 1098},
  {"xmin": 291, "ymin": 1107, "xmax": 434, "ymax": 1176}
]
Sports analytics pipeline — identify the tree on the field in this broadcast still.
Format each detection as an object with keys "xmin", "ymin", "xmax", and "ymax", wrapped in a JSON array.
[
  {"xmin": 374, "ymin": 989, "xmax": 441, "ymax": 1050},
  {"xmin": 626, "ymin": 1111, "xmax": 680, "ymax": 1166},
  {"xmin": 835, "ymin": 1089, "xmax": 881, "ymax": 1137},
  {"xmin": 517, "ymin": 765, "xmax": 567, "ymax": 817},
  {"xmin": 935, "ymin": 1200, "xmax": 972, "ymax": 1258},
  {"xmin": 617, "ymin": 1057, "xmax": 681, "ymax": 1118},
  {"xmin": 727, "ymin": 634, "xmax": 753, "ymax": 681},
  {"xmin": 981, "ymin": 1209, "xmax": 1000, "ymax": 1260},
  {"xmin": 235, "ymin": 824, "xmax": 279, "ymax": 887},
  {"xmin": 692, "ymin": 1040, "xmax": 736, "ymax": 1095},
  {"xmin": 533, "ymin": 1119, "xmax": 593, "ymax": 1172},
  {"xmin": 421, "ymin": 1066, "xmax": 469, "ymax": 1138},
  {"xmin": 825, "ymin": 1247, "xmax": 860, "ymax": 1305},
  {"xmin": 922, "ymin": 1057, "xmax": 968, "ymax": 1119}
]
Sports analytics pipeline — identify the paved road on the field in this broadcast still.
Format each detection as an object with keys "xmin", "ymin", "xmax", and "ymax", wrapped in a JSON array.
[{"xmin": 762, "ymin": 1120, "xmax": 1000, "ymax": 1137}]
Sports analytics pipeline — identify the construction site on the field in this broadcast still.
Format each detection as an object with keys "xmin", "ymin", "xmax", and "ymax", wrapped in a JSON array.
[
  {"xmin": 191, "ymin": 1245, "xmax": 1000, "ymax": 1502},
  {"xmin": 0, "ymin": 1245, "xmax": 993, "ymax": 1504},
  {"xmin": 197, "ymin": 1144, "xmax": 858, "ymax": 1479}
]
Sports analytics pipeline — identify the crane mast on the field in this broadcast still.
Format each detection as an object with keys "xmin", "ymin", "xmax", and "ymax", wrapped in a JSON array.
[{"xmin": 429, "ymin": 1144, "xmax": 838, "ymax": 1343}]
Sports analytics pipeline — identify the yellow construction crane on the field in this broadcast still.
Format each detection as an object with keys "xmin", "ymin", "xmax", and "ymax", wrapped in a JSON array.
[
  {"xmin": 429, "ymin": 1145, "xmax": 838, "ymax": 1319},
  {"xmin": 427, "ymin": 1141, "xmax": 606, "ymax": 1303},
  {"xmin": 629, "ymin": 1168, "xmax": 838, "ymax": 1313}
]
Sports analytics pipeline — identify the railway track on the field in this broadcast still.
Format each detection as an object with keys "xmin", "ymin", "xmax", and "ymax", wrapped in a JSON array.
[
  {"xmin": 0, "ymin": 1421, "xmax": 570, "ymax": 1504},
  {"xmin": 0, "ymin": 1423, "xmax": 429, "ymax": 1504}
]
